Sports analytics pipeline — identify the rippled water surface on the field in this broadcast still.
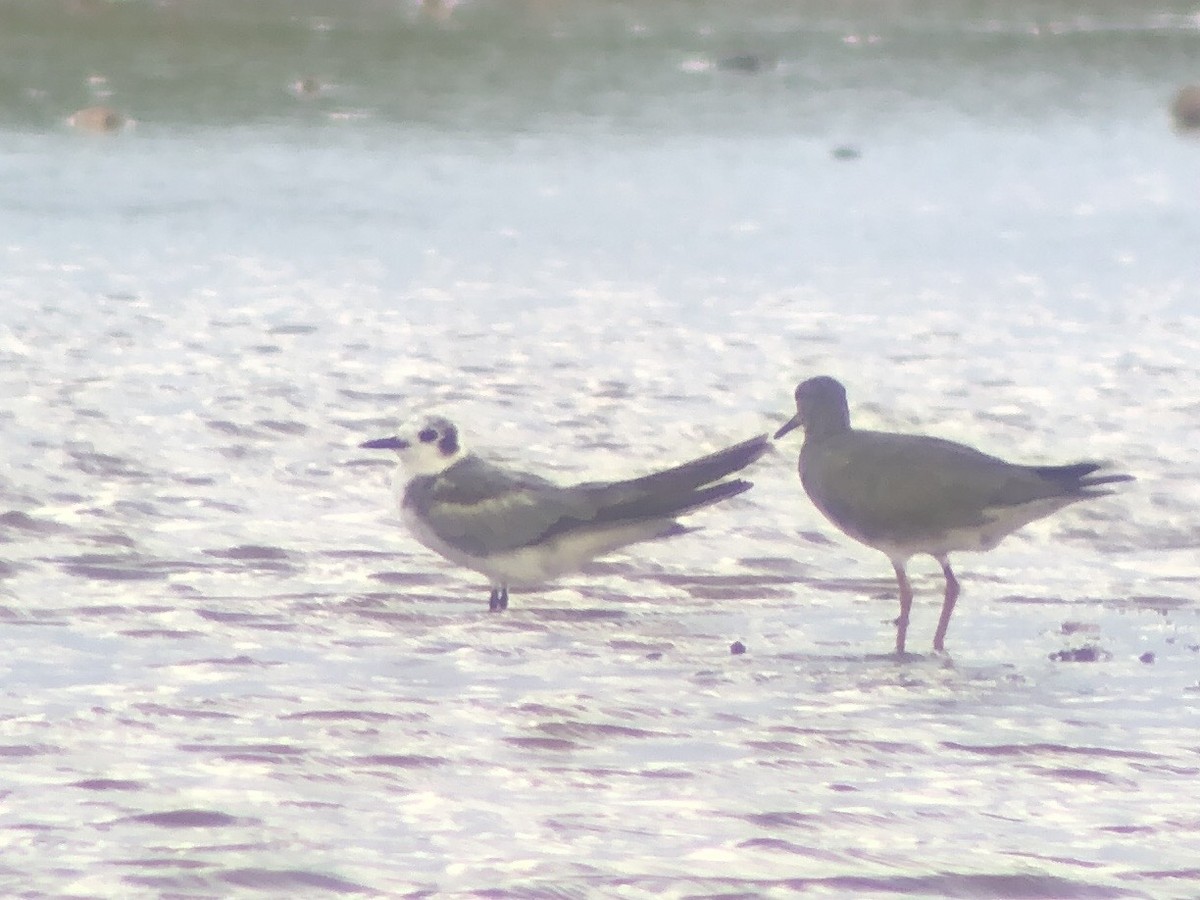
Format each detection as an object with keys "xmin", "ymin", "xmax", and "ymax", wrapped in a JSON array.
[{"xmin": 2, "ymin": 1, "xmax": 1200, "ymax": 896}]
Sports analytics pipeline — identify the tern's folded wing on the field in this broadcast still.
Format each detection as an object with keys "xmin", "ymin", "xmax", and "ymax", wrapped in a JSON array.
[{"xmin": 404, "ymin": 456, "xmax": 596, "ymax": 557}]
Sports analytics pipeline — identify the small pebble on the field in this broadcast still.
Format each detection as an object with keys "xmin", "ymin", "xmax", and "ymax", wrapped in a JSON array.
[
  {"xmin": 730, "ymin": 640, "xmax": 746, "ymax": 656},
  {"xmin": 1139, "ymin": 651, "xmax": 1155, "ymax": 664},
  {"xmin": 69, "ymin": 105, "xmax": 126, "ymax": 133}
]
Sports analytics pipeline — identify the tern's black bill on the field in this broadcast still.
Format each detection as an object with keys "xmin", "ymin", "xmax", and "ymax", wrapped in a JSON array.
[{"xmin": 360, "ymin": 436, "xmax": 409, "ymax": 450}]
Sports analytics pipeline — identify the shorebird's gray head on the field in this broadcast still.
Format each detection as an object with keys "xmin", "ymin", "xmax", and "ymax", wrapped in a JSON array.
[
  {"xmin": 360, "ymin": 414, "xmax": 466, "ymax": 476},
  {"xmin": 774, "ymin": 376, "xmax": 851, "ymax": 440}
]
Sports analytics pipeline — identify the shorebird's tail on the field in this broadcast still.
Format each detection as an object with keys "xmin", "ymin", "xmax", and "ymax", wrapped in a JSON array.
[{"xmin": 1032, "ymin": 462, "xmax": 1135, "ymax": 496}]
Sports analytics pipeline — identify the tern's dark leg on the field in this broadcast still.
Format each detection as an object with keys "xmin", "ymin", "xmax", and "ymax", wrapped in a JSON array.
[
  {"xmin": 891, "ymin": 560, "xmax": 913, "ymax": 655},
  {"xmin": 488, "ymin": 585, "xmax": 509, "ymax": 612},
  {"xmin": 932, "ymin": 556, "xmax": 960, "ymax": 652}
]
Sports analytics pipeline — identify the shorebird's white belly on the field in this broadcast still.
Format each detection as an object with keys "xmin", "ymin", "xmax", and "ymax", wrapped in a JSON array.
[{"xmin": 866, "ymin": 496, "xmax": 1077, "ymax": 560}]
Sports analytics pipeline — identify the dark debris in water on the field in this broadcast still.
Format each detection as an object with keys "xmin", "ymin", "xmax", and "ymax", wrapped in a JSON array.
[
  {"xmin": 730, "ymin": 640, "xmax": 747, "ymax": 655},
  {"xmin": 1049, "ymin": 646, "xmax": 1110, "ymax": 663}
]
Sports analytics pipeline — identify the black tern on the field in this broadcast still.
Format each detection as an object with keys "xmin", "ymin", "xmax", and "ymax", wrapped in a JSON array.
[
  {"xmin": 362, "ymin": 415, "xmax": 770, "ymax": 611},
  {"xmin": 775, "ymin": 376, "xmax": 1133, "ymax": 654}
]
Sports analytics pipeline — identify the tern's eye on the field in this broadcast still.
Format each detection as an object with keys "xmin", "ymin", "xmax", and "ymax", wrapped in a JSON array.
[{"xmin": 418, "ymin": 428, "xmax": 438, "ymax": 443}]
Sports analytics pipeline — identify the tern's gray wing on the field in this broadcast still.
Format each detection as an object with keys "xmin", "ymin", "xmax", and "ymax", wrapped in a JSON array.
[
  {"xmin": 404, "ymin": 456, "xmax": 598, "ymax": 558},
  {"xmin": 405, "ymin": 435, "xmax": 769, "ymax": 558},
  {"xmin": 568, "ymin": 433, "xmax": 769, "ymax": 525}
]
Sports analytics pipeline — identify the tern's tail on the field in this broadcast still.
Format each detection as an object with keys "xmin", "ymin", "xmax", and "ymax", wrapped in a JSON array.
[{"xmin": 582, "ymin": 433, "xmax": 769, "ymax": 523}]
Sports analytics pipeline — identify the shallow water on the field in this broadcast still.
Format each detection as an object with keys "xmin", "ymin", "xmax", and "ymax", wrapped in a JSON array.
[{"xmin": 2, "ymin": 1, "xmax": 1200, "ymax": 896}]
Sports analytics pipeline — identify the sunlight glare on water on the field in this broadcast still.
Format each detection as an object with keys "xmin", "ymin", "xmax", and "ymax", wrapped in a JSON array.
[{"xmin": 1, "ymin": 0, "xmax": 1199, "ymax": 896}]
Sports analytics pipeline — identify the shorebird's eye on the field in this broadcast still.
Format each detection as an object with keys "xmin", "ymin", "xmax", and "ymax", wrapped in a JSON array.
[{"xmin": 418, "ymin": 428, "xmax": 438, "ymax": 443}]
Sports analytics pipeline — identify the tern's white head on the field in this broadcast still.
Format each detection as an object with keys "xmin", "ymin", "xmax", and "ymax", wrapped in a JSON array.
[{"xmin": 360, "ymin": 414, "xmax": 468, "ymax": 476}]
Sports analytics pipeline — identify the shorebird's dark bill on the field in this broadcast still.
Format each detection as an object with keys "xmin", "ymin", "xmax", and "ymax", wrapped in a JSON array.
[
  {"xmin": 773, "ymin": 414, "xmax": 802, "ymax": 440},
  {"xmin": 360, "ymin": 436, "xmax": 409, "ymax": 450}
]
